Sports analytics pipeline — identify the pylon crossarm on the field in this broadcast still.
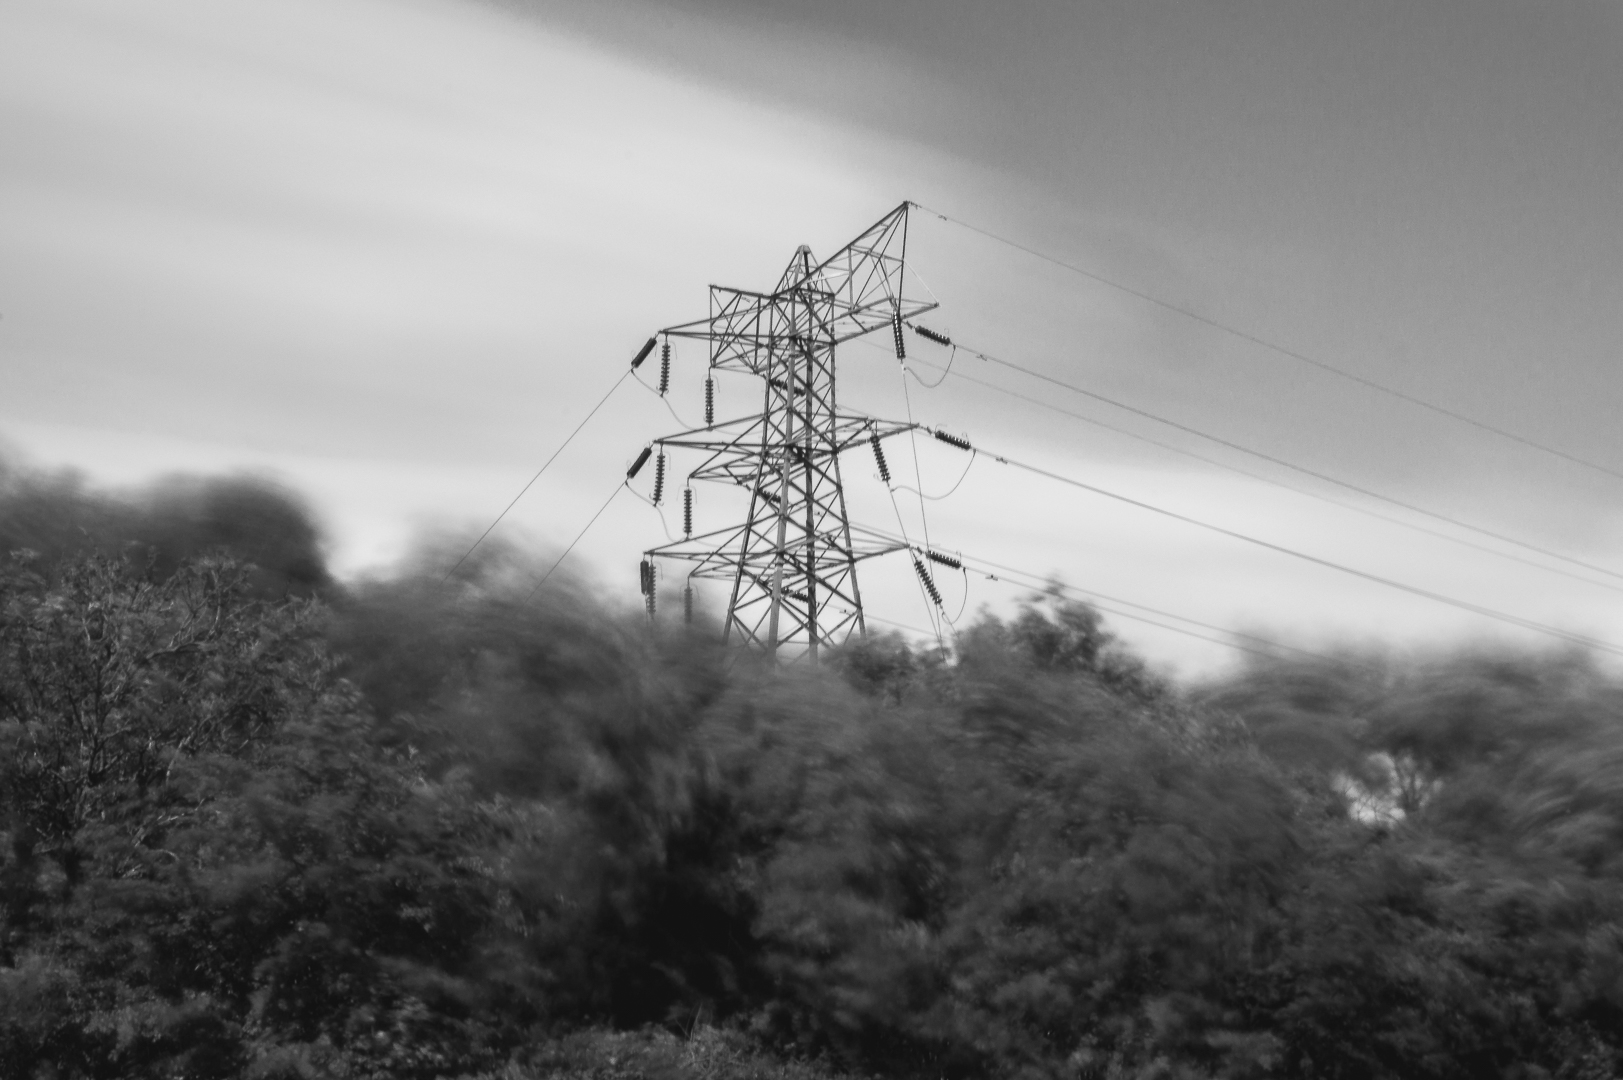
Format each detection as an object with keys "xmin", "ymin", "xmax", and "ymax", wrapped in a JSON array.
[
  {"xmin": 646, "ymin": 529, "xmax": 903, "ymax": 567},
  {"xmin": 663, "ymin": 295, "xmax": 938, "ymax": 355},
  {"xmin": 847, "ymin": 522, "xmax": 933, "ymax": 555},
  {"xmin": 657, "ymin": 414, "xmax": 917, "ymax": 478},
  {"xmin": 657, "ymin": 415, "xmax": 770, "ymax": 485},
  {"xmin": 659, "ymin": 204, "xmax": 937, "ymax": 359}
]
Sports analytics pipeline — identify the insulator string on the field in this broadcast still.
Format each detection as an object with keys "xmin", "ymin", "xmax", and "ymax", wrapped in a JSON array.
[
  {"xmin": 912, "ymin": 555, "xmax": 944, "ymax": 607},
  {"xmin": 870, "ymin": 433, "xmax": 892, "ymax": 484}
]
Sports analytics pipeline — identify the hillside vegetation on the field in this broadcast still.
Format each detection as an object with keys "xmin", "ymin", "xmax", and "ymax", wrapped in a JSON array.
[{"xmin": 1, "ymin": 462, "xmax": 1620, "ymax": 1079}]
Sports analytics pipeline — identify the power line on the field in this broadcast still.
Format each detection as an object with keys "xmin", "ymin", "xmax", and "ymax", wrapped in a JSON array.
[
  {"xmin": 444, "ymin": 368, "xmax": 631, "ymax": 584},
  {"xmin": 999, "ymin": 584, "xmax": 1319, "ymax": 666},
  {"xmin": 847, "ymin": 609, "xmax": 941, "ymax": 640},
  {"xmin": 892, "ymin": 448, "xmax": 978, "ymax": 502},
  {"xmin": 897, "ymin": 352, "xmax": 938, "ymax": 576},
  {"xmin": 879, "ymin": 449, "xmax": 946, "ymax": 644},
  {"xmin": 962, "ymin": 557, "xmax": 1373, "ymax": 670},
  {"xmin": 945, "ymin": 435, "xmax": 1623, "ymax": 657},
  {"xmin": 912, "ymin": 202, "xmax": 1623, "ymax": 484},
  {"xmin": 525, "ymin": 482, "xmax": 625, "ymax": 603},
  {"xmin": 900, "ymin": 329, "xmax": 1623, "ymax": 585},
  {"xmin": 854, "ymin": 523, "xmax": 1363, "ymax": 668},
  {"xmin": 884, "ymin": 342, "xmax": 1623, "ymax": 596}
]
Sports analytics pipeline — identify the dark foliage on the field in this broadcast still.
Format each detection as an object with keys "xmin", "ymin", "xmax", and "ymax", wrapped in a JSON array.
[
  {"xmin": 0, "ymin": 462, "xmax": 330, "ymax": 598},
  {"xmin": 2, "ymin": 461, "xmax": 1621, "ymax": 1079}
]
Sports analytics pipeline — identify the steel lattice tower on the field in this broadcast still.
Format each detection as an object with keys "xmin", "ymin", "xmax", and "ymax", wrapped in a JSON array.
[{"xmin": 640, "ymin": 203, "xmax": 937, "ymax": 659}]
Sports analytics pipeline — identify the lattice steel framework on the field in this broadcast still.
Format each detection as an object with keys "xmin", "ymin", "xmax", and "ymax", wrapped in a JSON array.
[{"xmin": 642, "ymin": 203, "xmax": 937, "ymax": 659}]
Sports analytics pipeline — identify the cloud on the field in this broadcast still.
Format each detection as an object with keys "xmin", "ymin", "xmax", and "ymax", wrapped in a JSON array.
[{"xmin": 5, "ymin": 0, "xmax": 1623, "ymax": 678}]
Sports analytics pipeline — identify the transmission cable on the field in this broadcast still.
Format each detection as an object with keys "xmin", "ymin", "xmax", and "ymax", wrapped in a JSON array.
[
  {"xmin": 856, "ymin": 526, "xmax": 1376, "ymax": 669},
  {"xmin": 939, "ymin": 434, "xmax": 1623, "ymax": 657},
  {"xmin": 633, "ymin": 368, "xmax": 703, "ymax": 430},
  {"xmin": 832, "ymin": 605, "xmax": 941, "ymax": 641},
  {"xmin": 895, "ymin": 350, "xmax": 950, "ymax": 641},
  {"xmin": 959, "ymin": 551, "xmax": 1372, "ymax": 670},
  {"xmin": 897, "ymin": 354, "xmax": 937, "ymax": 557},
  {"xmin": 883, "ymin": 470, "xmax": 945, "ymax": 644},
  {"xmin": 853, "ymin": 523, "xmax": 1358, "ymax": 668},
  {"xmin": 911, "ymin": 202, "xmax": 1623, "ymax": 483},
  {"xmin": 525, "ymin": 481, "xmax": 626, "ymax": 602},
  {"xmin": 886, "ymin": 343, "xmax": 1623, "ymax": 595},
  {"xmin": 901, "ymin": 329, "xmax": 1623, "ymax": 585},
  {"xmin": 893, "ymin": 450, "xmax": 978, "ymax": 501},
  {"xmin": 625, "ymin": 481, "xmax": 677, "ymax": 542},
  {"xmin": 443, "ymin": 368, "xmax": 632, "ymax": 584},
  {"xmin": 997, "ymin": 585, "xmax": 1309, "ymax": 665},
  {"xmin": 905, "ymin": 340, "xmax": 960, "ymax": 388}
]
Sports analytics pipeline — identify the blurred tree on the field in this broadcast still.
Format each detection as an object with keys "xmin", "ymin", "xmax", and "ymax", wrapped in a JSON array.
[
  {"xmin": 0, "ymin": 457, "xmax": 330, "ymax": 598},
  {"xmin": 135, "ymin": 475, "xmax": 331, "ymax": 597},
  {"xmin": 0, "ymin": 511, "xmax": 1618, "ymax": 1080}
]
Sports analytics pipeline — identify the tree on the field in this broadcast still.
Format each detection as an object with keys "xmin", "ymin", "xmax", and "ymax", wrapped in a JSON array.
[
  {"xmin": 0, "ymin": 552, "xmax": 533, "ymax": 1078},
  {"xmin": 0, "ymin": 553, "xmax": 323, "ymax": 894}
]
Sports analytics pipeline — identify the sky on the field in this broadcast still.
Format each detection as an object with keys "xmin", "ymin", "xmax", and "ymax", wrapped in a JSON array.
[{"xmin": 3, "ymin": 0, "xmax": 1623, "ymax": 677}]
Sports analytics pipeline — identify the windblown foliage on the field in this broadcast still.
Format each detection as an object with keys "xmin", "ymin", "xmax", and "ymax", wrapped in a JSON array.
[{"xmin": 1, "ymin": 464, "xmax": 1620, "ymax": 1079}]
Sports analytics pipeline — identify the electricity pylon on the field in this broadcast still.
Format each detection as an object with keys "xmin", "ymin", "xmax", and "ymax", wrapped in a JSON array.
[{"xmin": 640, "ymin": 203, "xmax": 937, "ymax": 660}]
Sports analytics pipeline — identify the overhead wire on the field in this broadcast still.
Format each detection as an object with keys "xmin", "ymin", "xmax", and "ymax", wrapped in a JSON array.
[
  {"xmin": 950, "ymin": 436, "xmax": 1623, "ymax": 657},
  {"xmin": 904, "ymin": 341, "xmax": 960, "ymax": 388},
  {"xmin": 897, "ymin": 354, "xmax": 937, "ymax": 557},
  {"xmin": 632, "ymin": 337, "xmax": 704, "ymax": 429},
  {"xmin": 881, "ymin": 468, "xmax": 945, "ymax": 644},
  {"xmin": 898, "ymin": 330, "xmax": 1623, "ymax": 586},
  {"xmin": 911, "ymin": 201, "xmax": 1623, "ymax": 483},
  {"xmin": 832, "ymin": 605, "xmax": 942, "ymax": 641},
  {"xmin": 625, "ymin": 480, "xmax": 677, "ymax": 542},
  {"xmin": 892, "ymin": 449, "xmax": 978, "ymax": 501},
  {"xmin": 1038, "ymin": 594, "xmax": 1322, "ymax": 665},
  {"xmin": 443, "ymin": 368, "xmax": 631, "ymax": 584},
  {"xmin": 485, "ymin": 212, "xmax": 1620, "ymax": 660},
  {"xmin": 892, "ymin": 346, "xmax": 948, "ymax": 643},
  {"xmin": 886, "ymin": 342, "xmax": 1623, "ymax": 595},
  {"xmin": 959, "ymin": 551, "xmax": 1373, "ymax": 670},
  {"xmin": 870, "ymin": 612, "xmax": 944, "ymax": 639},
  {"xmin": 868, "ymin": 421, "xmax": 945, "ymax": 643},
  {"xmin": 634, "ymin": 369, "xmax": 703, "ymax": 430},
  {"xmin": 942, "ymin": 562, "xmax": 971, "ymax": 624},
  {"xmin": 524, "ymin": 481, "xmax": 625, "ymax": 603},
  {"xmin": 854, "ymin": 523, "xmax": 1363, "ymax": 668}
]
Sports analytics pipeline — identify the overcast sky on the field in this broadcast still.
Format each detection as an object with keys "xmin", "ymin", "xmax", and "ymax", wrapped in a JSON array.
[{"xmin": 4, "ymin": 0, "xmax": 1622, "ymax": 676}]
